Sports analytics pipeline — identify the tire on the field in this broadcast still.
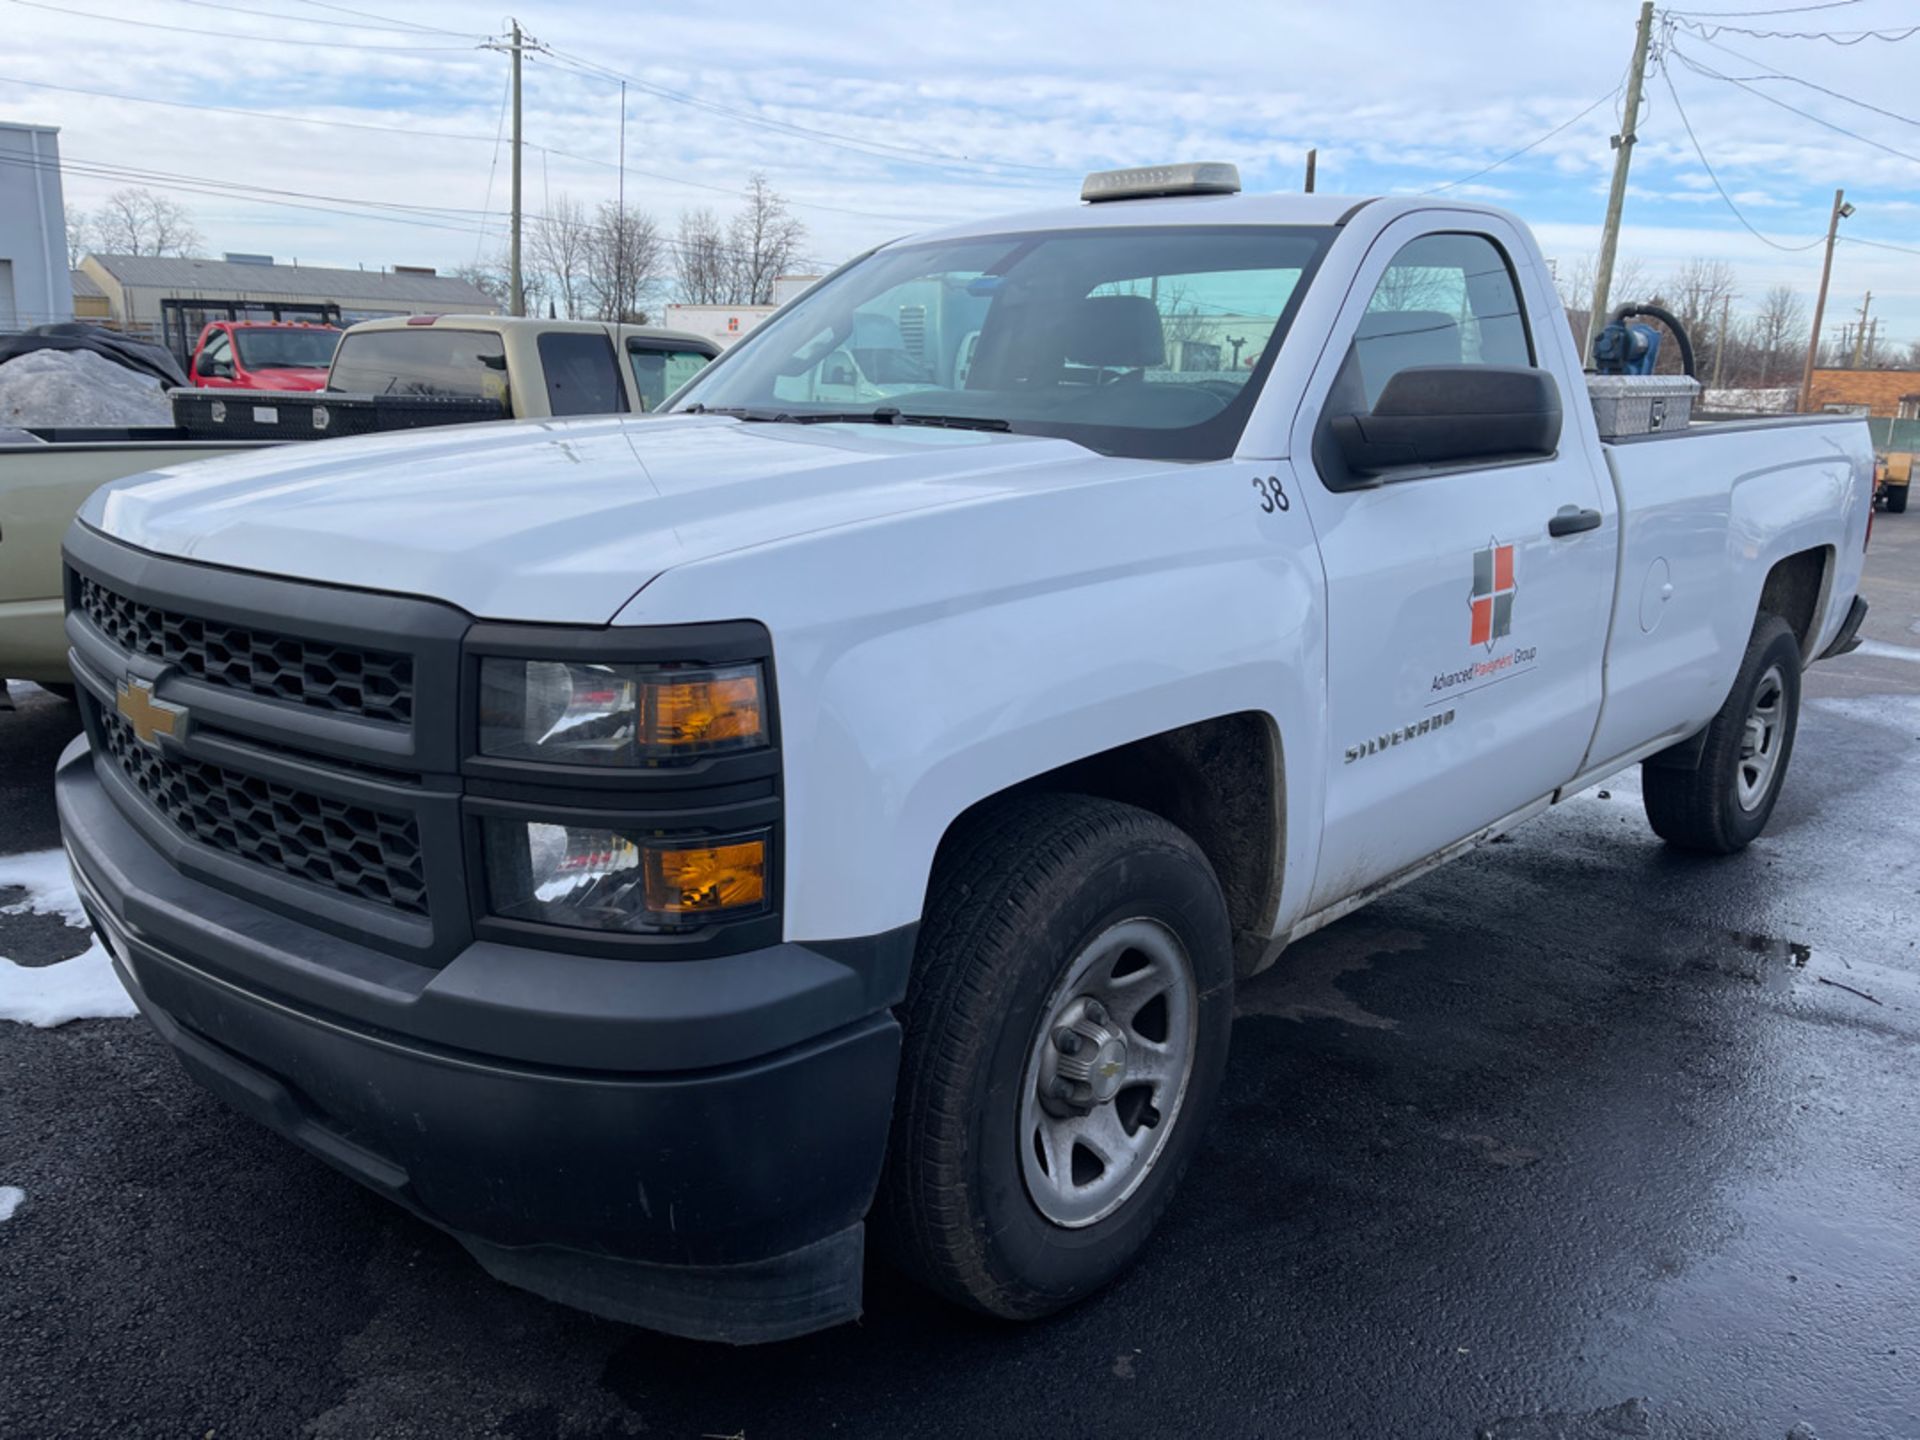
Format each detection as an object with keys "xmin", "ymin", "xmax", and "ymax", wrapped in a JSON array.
[
  {"xmin": 1888, "ymin": 485, "xmax": 1910, "ymax": 515},
  {"xmin": 877, "ymin": 793, "xmax": 1234, "ymax": 1321},
  {"xmin": 1642, "ymin": 613, "xmax": 1802, "ymax": 853}
]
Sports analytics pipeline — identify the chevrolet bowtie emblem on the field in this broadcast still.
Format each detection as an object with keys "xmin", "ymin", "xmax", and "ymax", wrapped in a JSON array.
[{"xmin": 116, "ymin": 678, "xmax": 184, "ymax": 749}]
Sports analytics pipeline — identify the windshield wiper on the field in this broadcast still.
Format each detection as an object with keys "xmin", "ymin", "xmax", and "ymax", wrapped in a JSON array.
[
  {"xmin": 764, "ymin": 407, "xmax": 1014, "ymax": 432},
  {"xmin": 681, "ymin": 404, "xmax": 1012, "ymax": 432}
]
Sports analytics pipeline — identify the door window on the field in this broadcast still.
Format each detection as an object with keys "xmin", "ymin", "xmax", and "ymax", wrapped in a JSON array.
[
  {"xmin": 1347, "ymin": 232, "xmax": 1532, "ymax": 409},
  {"xmin": 199, "ymin": 331, "xmax": 232, "ymax": 374},
  {"xmin": 537, "ymin": 332, "xmax": 628, "ymax": 417},
  {"xmin": 626, "ymin": 344, "xmax": 713, "ymax": 411}
]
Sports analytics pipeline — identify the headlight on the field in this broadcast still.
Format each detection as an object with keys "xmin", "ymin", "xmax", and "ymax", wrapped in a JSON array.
[
  {"xmin": 483, "ymin": 818, "xmax": 769, "ymax": 932},
  {"xmin": 478, "ymin": 658, "xmax": 766, "ymax": 766}
]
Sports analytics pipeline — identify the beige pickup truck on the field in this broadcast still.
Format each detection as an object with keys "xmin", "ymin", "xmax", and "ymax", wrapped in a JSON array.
[{"xmin": 1, "ymin": 317, "xmax": 717, "ymax": 697}]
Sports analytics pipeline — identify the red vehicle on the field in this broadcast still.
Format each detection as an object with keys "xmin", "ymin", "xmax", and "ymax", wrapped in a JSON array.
[{"xmin": 187, "ymin": 321, "xmax": 342, "ymax": 391}]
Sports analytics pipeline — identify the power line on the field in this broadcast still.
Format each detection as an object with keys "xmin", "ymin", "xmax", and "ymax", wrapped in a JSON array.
[
  {"xmin": 1421, "ymin": 85, "xmax": 1622, "ymax": 194},
  {"xmin": 1668, "ymin": 25, "xmax": 1920, "ymax": 130},
  {"xmin": 4, "ymin": 0, "xmax": 486, "ymax": 51},
  {"xmin": 1667, "ymin": 41, "xmax": 1920, "ymax": 165},
  {"xmin": 285, "ymin": 0, "xmax": 474, "ymax": 35},
  {"xmin": 531, "ymin": 44, "xmax": 1076, "ymax": 179},
  {"xmin": 1666, "ymin": 0, "xmax": 1860, "ymax": 16},
  {"xmin": 1656, "ymin": 56, "xmax": 1829, "ymax": 251},
  {"xmin": 473, "ymin": 54, "xmax": 514, "ymax": 266},
  {"xmin": 166, "ymin": 0, "xmax": 467, "ymax": 35},
  {"xmin": 1839, "ymin": 234, "xmax": 1920, "ymax": 259},
  {"xmin": 0, "ymin": 71, "xmax": 952, "ymax": 226},
  {"xmin": 1668, "ymin": 14, "xmax": 1918, "ymax": 43}
]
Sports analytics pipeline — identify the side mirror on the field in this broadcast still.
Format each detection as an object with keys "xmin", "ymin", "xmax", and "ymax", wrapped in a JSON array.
[{"xmin": 1328, "ymin": 365, "xmax": 1561, "ymax": 481}]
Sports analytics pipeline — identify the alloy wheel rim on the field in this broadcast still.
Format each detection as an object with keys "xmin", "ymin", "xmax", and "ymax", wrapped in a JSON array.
[
  {"xmin": 1018, "ymin": 917, "xmax": 1198, "ymax": 1229},
  {"xmin": 1736, "ymin": 662, "xmax": 1787, "ymax": 812}
]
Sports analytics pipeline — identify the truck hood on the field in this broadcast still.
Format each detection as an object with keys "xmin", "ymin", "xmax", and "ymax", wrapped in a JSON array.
[{"xmin": 82, "ymin": 414, "xmax": 1096, "ymax": 622}]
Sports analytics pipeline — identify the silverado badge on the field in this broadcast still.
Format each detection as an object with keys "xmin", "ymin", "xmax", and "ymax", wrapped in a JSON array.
[{"xmin": 116, "ymin": 678, "xmax": 184, "ymax": 750}]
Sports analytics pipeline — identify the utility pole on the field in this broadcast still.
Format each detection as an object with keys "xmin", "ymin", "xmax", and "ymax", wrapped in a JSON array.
[
  {"xmin": 1711, "ymin": 293, "xmax": 1731, "ymax": 391},
  {"xmin": 1587, "ymin": 0, "xmax": 1656, "ymax": 361},
  {"xmin": 509, "ymin": 18, "xmax": 525, "ymax": 317},
  {"xmin": 1800, "ymin": 187, "xmax": 1849, "ymax": 410},
  {"xmin": 1304, "ymin": 149, "xmax": 1317, "ymax": 194},
  {"xmin": 1866, "ymin": 317, "xmax": 1881, "ymax": 366},
  {"xmin": 1849, "ymin": 291, "xmax": 1872, "ymax": 369}
]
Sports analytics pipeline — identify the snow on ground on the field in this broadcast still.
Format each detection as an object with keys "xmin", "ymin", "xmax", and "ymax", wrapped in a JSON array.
[
  {"xmin": 0, "ymin": 849, "xmax": 91, "ymax": 926},
  {"xmin": 0, "ymin": 848, "xmax": 136, "ymax": 1027},
  {"xmin": 1854, "ymin": 639, "xmax": 1920, "ymax": 665},
  {"xmin": 0, "ymin": 1187, "xmax": 23, "ymax": 1222}
]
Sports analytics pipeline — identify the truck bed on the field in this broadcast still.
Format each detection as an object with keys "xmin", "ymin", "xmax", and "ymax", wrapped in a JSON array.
[{"xmin": 1584, "ymin": 411, "xmax": 1873, "ymax": 768}]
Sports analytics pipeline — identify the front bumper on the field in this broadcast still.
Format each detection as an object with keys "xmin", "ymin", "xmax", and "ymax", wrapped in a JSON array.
[{"xmin": 58, "ymin": 736, "xmax": 907, "ymax": 1343}]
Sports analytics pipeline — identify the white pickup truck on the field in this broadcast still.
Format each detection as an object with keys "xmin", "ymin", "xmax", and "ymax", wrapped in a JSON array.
[{"xmin": 56, "ymin": 164, "xmax": 1872, "ymax": 1344}]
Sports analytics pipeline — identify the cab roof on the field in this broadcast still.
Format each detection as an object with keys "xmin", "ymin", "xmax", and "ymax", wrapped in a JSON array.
[
  {"xmin": 341, "ymin": 313, "xmax": 716, "ymax": 351},
  {"xmin": 899, "ymin": 189, "xmax": 1517, "ymax": 248}
]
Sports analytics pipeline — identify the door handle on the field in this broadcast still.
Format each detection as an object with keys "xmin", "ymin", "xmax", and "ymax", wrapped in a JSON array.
[{"xmin": 1548, "ymin": 506, "xmax": 1603, "ymax": 537}]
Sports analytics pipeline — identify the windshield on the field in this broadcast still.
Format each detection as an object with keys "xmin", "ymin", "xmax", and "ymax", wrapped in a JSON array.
[
  {"xmin": 669, "ymin": 224, "xmax": 1332, "ymax": 460},
  {"xmin": 327, "ymin": 328, "xmax": 510, "ymax": 410},
  {"xmin": 233, "ymin": 327, "xmax": 340, "ymax": 370}
]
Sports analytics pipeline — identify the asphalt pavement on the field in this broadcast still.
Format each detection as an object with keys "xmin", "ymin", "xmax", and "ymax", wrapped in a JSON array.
[{"xmin": 2, "ymin": 517, "xmax": 1917, "ymax": 1439}]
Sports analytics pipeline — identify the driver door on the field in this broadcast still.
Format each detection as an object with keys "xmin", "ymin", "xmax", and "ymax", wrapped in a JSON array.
[{"xmin": 1290, "ymin": 216, "xmax": 1615, "ymax": 913}]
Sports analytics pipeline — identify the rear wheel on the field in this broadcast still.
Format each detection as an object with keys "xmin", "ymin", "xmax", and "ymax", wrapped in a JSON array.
[
  {"xmin": 1887, "ymin": 484, "xmax": 1910, "ymax": 514},
  {"xmin": 1642, "ymin": 613, "xmax": 1802, "ymax": 853},
  {"xmin": 878, "ymin": 794, "xmax": 1233, "ymax": 1320}
]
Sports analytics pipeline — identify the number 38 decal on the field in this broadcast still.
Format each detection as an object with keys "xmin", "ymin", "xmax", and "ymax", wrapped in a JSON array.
[{"xmin": 1252, "ymin": 475, "xmax": 1290, "ymax": 514}]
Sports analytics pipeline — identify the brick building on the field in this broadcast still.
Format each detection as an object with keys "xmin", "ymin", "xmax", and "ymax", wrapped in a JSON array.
[{"xmin": 1804, "ymin": 368, "xmax": 1920, "ymax": 419}]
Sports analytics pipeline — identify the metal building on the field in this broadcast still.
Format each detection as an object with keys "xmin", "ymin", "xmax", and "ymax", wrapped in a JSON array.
[{"xmin": 0, "ymin": 121, "xmax": 75, "ymax": 332}]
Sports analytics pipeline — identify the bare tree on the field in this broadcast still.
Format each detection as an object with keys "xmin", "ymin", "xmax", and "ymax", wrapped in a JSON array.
[
  {"xmin": 1664, "ymin": 258, "xmax": 1739, "ymax": 359},
  {"xmin": 450, "ymin": 251, "xmax": 546, "ymax": 315},
  {"xmin": 90, "ymin": 187, "xmax": 202, "ymax": 257},
  {"xmin": 530, "ymin": 192, "xmax": 592, "ymax": 320},
  {"xmin": 1749, "ymin": 284, "xmax": 1807, "ymax": 386},
  {"xmin": 726, "ymin": 174, "xmax": 805, "ymax": 305},
  {"xmin": 675, "ymin": 208, "xmax": 732, "ymax": 305},
  {"xmin": 65, "ymin": 210, "xmax": 91, "ymax": 269},
  {"xmin": 586, "ymin": 201, "xmax": 663, "ymax": 322}
]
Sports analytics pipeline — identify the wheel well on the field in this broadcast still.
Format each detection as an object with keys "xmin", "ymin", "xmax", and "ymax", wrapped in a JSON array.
[
  {"xmin": 1759, "ymin": 547, "xmax": 1830, "ymax": 659},
  {"xmin": 937, "ymin": 713, "xmax": 1284, "ymax": 976}
]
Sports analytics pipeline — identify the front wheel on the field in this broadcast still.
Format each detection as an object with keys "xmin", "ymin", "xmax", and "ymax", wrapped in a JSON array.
[
  {"xmin": 877, "ymin": 794, "xmax": 1233, "ymax": 1320},
  {"xmin": 1642, "ymin": 613, "xmax": 1802, "ymax": 853}
]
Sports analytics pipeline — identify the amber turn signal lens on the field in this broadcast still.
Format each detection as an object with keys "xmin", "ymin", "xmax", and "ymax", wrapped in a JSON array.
[
  {"xmin": 640, "ymin": 668, "xmax": 764, "ymax": 753},
  {"xmin": 642, "ymin": 838, "xmax": 767, "ymax": 916}
]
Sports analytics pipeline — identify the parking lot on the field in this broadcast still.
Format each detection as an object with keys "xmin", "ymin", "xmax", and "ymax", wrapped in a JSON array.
[{"xmin": 0, "ymin": 514, "xmax": 1914, "ymax": 1440}]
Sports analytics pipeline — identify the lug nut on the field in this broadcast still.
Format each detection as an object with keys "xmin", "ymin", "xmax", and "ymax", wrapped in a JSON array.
[
  {"xmin": 1053, "ymin": 1027, "xmax": 1083, "ymax": 1056},
  {"xmin": 1050, "ymin": 1077, "xmax": 1077, "ymax": 1102},
  {"xmin": 1083, "ymin": 1000, "xmax": 1107, "ymax": 1024}
]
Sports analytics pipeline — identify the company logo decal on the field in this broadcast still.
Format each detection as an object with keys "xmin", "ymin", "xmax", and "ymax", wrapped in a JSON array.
[
  {"xmin": 1429, "ymin": 538, "xmax": 1537, "ymax": 699},
  {"xmin": 1470, "ymin": 539, "xmax": 1516, "ymax": 651}
]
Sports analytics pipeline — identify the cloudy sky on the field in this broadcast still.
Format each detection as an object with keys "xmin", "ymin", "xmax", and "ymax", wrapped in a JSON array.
[{"xmin": 6, "ymin": 0, "xmax": 1920, "ymax": 348}]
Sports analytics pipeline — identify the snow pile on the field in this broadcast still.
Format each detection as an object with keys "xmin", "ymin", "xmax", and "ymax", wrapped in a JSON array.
[
  {"xmin": 0, "ymin": 348, "xmax": 172, "ymax": 428},
  {"xmin": 1702, "ymin": 386, "xmax": 1800, "ymax": 415},
  {"xmin": 0, "ymin": 1187, "xmax": 23, "ymax": 1222},
  {"xmin": 0, "ymin": 848, "xmax": 137, "ymax": 1027}
]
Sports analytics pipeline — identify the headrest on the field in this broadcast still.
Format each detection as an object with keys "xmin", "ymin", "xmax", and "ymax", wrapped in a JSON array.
[{"xmin": 1064, "ymin": 294, "xmax": 1166, "ymax": 369}]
